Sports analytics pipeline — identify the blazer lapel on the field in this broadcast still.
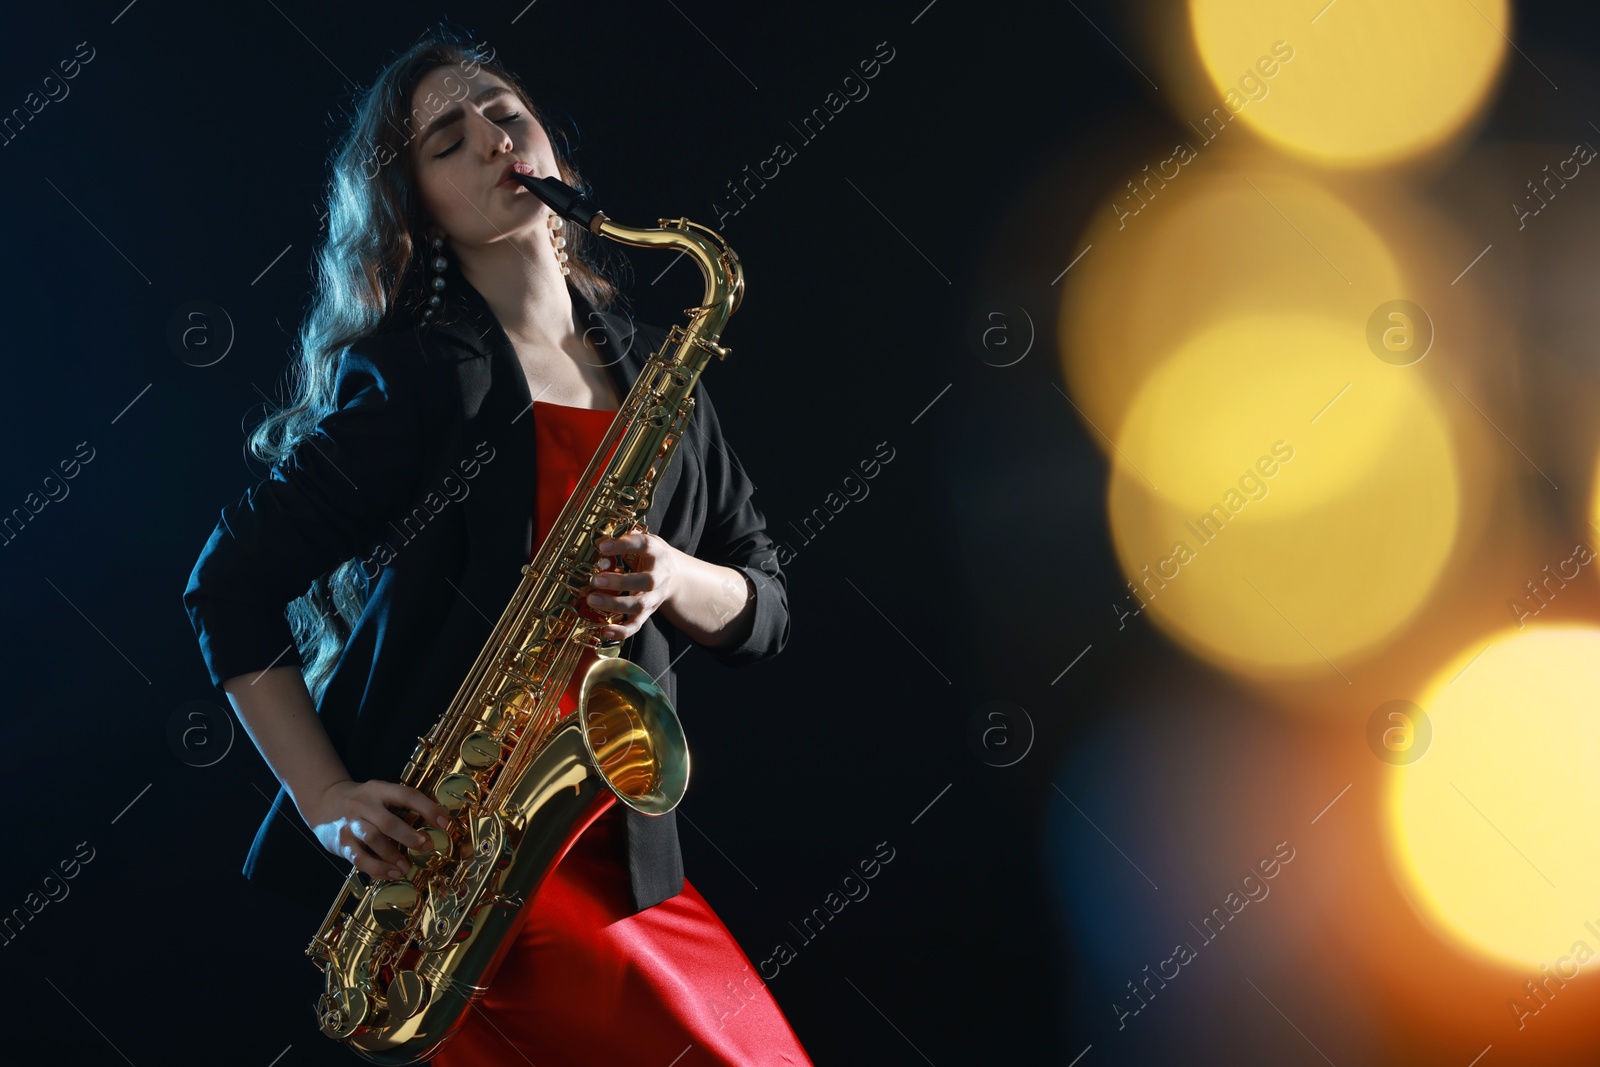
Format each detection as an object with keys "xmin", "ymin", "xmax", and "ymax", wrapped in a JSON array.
[{"xmin": 422, "ymin": 270, "xmax": 683, "ymax": 637}]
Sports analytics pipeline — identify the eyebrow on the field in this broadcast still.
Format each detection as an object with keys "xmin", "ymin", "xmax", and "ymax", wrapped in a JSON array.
[{"xmin": 416, "ymin": 84, "xmax": 518, "ymax": 148}]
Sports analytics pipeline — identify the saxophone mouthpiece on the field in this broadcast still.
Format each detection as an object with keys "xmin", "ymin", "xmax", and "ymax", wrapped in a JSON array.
[{"xmin": 512, "ymin": 170, "xmax": 606, "ymax": 232}]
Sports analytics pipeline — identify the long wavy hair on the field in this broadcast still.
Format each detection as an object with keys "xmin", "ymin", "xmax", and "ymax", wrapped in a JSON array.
[{"xmin": 250, "ymin": 27, "xmax": 626, "ymax": 704}]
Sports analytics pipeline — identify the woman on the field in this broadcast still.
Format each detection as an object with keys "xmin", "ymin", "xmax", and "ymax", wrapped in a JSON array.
[{"xmin": 182, "ymin": 30, "xmax": 810, "ymax": 1066}]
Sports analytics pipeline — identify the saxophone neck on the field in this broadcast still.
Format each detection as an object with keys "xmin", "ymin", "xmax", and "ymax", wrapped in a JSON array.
[
  {"xmin": 597, "ymin": 216, "xmax": 744, "ymax": 326},
  {"xmin": 513, "ymin": 172, "xmax": 743, "ymax": 322}
]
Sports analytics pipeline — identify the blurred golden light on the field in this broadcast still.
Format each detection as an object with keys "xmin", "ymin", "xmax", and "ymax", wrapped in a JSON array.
[
  {"xmin": 1060, "ymin": 169, "xmax": 1404, "ymax": 452},
  {"xmin": 1186, "ymin": 0, "xmax": 1511, "ymax": 168},
  {"xmin": 1107, "ymin": 313, "xmax": 1459, "ymax": 676},
  {"xmin": 1389, "ymin": 626, "xmax": 1600, "ymax": 971},
  {"xmin": 1588, "ymin": 456, "xmax": 1600, "ymax": 554}
]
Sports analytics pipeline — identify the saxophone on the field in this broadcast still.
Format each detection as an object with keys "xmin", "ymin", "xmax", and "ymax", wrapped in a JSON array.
[{"xmin": 307, "ymin": 174, "xmax": 745, "ymax": 1064}]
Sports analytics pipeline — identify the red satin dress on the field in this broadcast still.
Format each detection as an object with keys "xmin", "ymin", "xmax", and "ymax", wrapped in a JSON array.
[{"xmin": 430, "ymin": 400, "xmax": 813, "ymax": 1067}]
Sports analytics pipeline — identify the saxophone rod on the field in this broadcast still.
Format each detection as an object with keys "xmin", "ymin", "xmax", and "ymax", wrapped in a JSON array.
[{"xmin": 512, "ymin": 169, "xmax": 608, "ymax": 232}]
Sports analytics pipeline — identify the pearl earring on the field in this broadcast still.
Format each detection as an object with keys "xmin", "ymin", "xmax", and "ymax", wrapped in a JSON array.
[
  {"xmin": 547, "ymin": 214, "xmax": 570, "ymax": 276},
  {"xmin": 423, "ymin": 233, "xmax": 447, "ymax": 321}
]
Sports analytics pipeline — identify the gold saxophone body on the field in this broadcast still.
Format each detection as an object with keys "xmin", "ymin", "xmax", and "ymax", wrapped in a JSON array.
[{"xmin": 307, "ymin": 175, "xmax": 745, "ymax": 1064}]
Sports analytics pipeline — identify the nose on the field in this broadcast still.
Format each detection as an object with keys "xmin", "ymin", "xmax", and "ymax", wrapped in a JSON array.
[
  {"xmin": 487, "ymin": 120, "xmax": 512, "ymax": 156},
  {"xmin": 465, "ymin": 109, "xmax": 512, "ymax": 159}
]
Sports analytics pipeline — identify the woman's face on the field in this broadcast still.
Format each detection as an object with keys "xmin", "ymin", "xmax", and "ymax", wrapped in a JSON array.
[{"xmin": 408, "ymin": 66, "xmax": 556, "ymax": 247}]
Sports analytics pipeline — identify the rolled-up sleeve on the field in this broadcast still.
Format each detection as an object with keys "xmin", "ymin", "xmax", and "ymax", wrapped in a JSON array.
[
  {"xmin": 688, "ymin": 378, "xmax": 790, "ymax": 667},
  {"xmin": 182, "ymin": 333, "xmax": 434, "ymax": 691}
]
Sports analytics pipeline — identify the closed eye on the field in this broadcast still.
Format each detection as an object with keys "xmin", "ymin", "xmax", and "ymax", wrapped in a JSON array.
[{"xmin": 432, "ymin": 112, "xmax": 522, "ymax": 160}]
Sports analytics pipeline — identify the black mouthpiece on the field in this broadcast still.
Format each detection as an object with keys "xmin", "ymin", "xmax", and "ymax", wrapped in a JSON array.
[{"xmin": 513, "ymin": 172, "xmax": 604, "ymax": 231}]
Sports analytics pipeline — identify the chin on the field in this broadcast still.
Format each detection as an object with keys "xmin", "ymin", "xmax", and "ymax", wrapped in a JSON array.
[
  {"xmin": 494, "ymin": 212, "xmax": 544, "ymax": 242},
  {"xmin": 501, "ymin": 190, "xmax": 541, "ymax": 214}
]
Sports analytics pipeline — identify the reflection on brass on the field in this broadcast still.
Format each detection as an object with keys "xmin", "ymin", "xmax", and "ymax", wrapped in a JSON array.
[
  {"xmin": 386, "ymin": 971, "xmax": 428, "ymax": 1020},
  {"xmin": 408, "ymin": 826, "xmax": 451, "ymax": 871},
  {"xmin": 433, "ymin": 774, "xmax": 476, "ymax": 813},
  {"xmin": 459, "ymin": 732, "xmax": 501, "ymax": 769},
  {"xmin": 369, "ymin": 882, "xmax": 420, "ymax": 933},
  {"xmin": 307, "ymin": 177, "xmax": 731, "ymax": 1063}
]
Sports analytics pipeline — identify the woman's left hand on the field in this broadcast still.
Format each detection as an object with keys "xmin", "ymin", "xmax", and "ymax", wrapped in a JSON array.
[{"xmin": 589, "ymin": 532, "xmax": 681, "ymax": 641}]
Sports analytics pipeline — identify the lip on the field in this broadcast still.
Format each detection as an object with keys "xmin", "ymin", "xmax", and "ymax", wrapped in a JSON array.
[{"xmin": 497, "ymin": 161, "xmax": 535, "ymax": 191}]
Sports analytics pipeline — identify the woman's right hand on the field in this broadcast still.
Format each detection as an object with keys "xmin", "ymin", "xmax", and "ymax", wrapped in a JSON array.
[{"xmin": 305, "ymin": 778, "xmax": 451, "ymax": 881}]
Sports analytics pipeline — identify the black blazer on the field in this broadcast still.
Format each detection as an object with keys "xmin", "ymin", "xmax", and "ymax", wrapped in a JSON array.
[{"xmin": 182, "ymin": 263, "xmax": 790, "ymax": 918}]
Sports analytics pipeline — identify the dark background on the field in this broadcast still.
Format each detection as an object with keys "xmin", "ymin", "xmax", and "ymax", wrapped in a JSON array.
[{"xmin": 3, "ymin": 1, "xmax": 1599, "ymax": 1064}]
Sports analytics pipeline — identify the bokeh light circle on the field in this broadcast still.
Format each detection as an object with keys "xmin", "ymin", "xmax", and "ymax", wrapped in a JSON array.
[
  {"xmin": 1060, "ymin": 170, "xmax": 1405, "ymax": 453},
  {"xmin": 1389, "ymin": 626, "xmax": 1600, "ymax": 971},
  {"xmin": 1108, "ymin": 313, "xmax": 1460, "ymax": 676},
  {"xmin": 1187, "ymin": 0, "xmax": 1511, "ymax": 168}
]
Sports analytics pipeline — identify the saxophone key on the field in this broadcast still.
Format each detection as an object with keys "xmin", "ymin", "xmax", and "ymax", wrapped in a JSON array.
[
  {"xmin": 458, "ymin": 731, "xmax": 502, "ymax": 770},
  {"xmin": 386, "ymin": 970, "xmax": 429, "ymax": 1020},
  {"xmin": 409, "ymin": 825, "xmax": 452, "ymax": 870},
  {"xmin": 433, "ymin": 773, "xmax": 477, "ymax": 813},
  {"xmin": 369, "ymin": 880, "xmax": 420, "ymax": 932},
  {"xmin": 316, "ymin": 988, "xmax": 369, "ymax": 1039}
]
